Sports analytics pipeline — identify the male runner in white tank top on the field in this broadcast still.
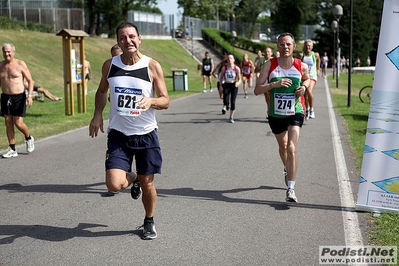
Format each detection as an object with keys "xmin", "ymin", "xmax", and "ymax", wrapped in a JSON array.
[{"xmin": 89, "ymin": 22, "xmax": 170, "ymax": 240}]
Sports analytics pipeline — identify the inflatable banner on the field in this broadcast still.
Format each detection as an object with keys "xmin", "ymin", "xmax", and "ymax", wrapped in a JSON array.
[{"xmin": 356, "ymin": 0, "xmax": 399, "ymax": 213}]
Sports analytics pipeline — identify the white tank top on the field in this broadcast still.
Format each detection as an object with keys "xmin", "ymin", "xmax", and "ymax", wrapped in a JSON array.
[{"xmin": 107, "ymin": 55, "xmax": 157, "ymax": 135}]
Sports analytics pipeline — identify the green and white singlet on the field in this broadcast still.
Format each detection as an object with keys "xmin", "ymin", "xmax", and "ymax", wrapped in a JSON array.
[{"xmin": 267, "ymin": 57, "xmax": 305, "ymax": 118}]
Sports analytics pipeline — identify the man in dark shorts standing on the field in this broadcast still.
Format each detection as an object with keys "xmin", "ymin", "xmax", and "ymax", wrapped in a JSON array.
[
  {"xmin": 89, "ymin": 22, "xmax": 170, "ymax": 240},
  {"xmin": 254, "ymin": 33, "xmax": 310, "ymax": 202},
  {"xmin": 201, "ymin": 51, "xmax": 214, "ymax": 93},
  {"xmin": 0, "ymin": 43, "xmax": 35, "ymax": 158}
]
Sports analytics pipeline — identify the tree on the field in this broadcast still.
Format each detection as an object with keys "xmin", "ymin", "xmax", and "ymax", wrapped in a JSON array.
[
  {"xmin": 83, "ymin": 0, "xmax": 161, "ymax": 36},
  {"xmin": 313, "ymin": 0, "xmax": 383, "ymax": 66},
  {"xmin": 270, "ymin": 0, "xmax": 316, "ymax": 41}
]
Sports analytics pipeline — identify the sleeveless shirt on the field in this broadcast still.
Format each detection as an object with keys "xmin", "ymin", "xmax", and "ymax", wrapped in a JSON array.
[
  {"xmin": 267, "ymin": 57, "xmax": 305, "ymax": 118},
  {"xmin": 202, "ymin": 58, "xmax": 212, "ymax": 72},
  {"xmin": 302, "ymin": 52, "xmax": 317, "ymax": 80},
  {"xmin": 223, "ymin": 65, "xmax": 238, "ymax": 83},
  {"xmin": 241, "ymin": 60, "xmax": 253, "ymax": 75},
  {"xmin": 107, "ymin": 55, "xmax": 157, "ymax": 135}
]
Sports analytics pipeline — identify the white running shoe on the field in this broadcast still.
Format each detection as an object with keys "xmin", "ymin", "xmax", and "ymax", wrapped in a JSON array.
[
  {"xmin": 286, "ymin": 188, "xmax": 298, "ymax": 202},
  {"xmin": 203, "ymin": 89, "xmax": 207, "ymax": 93},
  {"xmin": 309, "ymin": 111, "xmax": 315, "ymax": 119},
  {"xmin": 26, "ymin": 136, "xmax": 35, "ymax": 153},
  {"xmin": 2, "ymin": 147, "xmax": 18, "ymax": 158}
]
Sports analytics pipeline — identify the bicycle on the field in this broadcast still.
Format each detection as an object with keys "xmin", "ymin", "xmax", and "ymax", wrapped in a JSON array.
[{"xmin": 359, "ymin": 85, "xmax": 372, "ymax": 103}]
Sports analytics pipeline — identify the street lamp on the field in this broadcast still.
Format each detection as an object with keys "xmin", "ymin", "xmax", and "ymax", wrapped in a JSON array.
[
  {"xmin": 348, "ymin": 0, "xmax": 353, "ymax": 107},
  {"xmin": 190, "ymin": 21, "xmax": 194, "ymax": 58},
  {"xmin": 231, "ymin": 30, "xmax": 237, "ymax": 59},
  {"xmin": 216, "ymin": 0, "xmax": 219, "ymax": 30},
  {"xmin": 331, "ymin": 20, "xmax": 338, "ymax": 80},
  {"xmin": 333, "ymin": 4, "xmax": 343, "ymax": 89}
]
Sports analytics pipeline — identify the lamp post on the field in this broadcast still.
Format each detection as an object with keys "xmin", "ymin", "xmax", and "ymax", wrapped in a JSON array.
[
  {"xmin": 333, "ymin": 4, "xmax": 343, "ymax": 89},
  {"xmin": 331, "ymin": 20, "xmax": 338, "ymax": 80},
  {"xmin": 231, "ymin": 30, "xmax": 237, "ymax": 59},
  {"xmin": 348, "ymin": 0, "xmax": 353, "ymax": 107},
  {"xmin": 216, "ymin": 0, "xmax": 219, "ymax": 30},
  {"xmin": 190, "ymin": 21, "xmax": 194, "ymax": 58}
]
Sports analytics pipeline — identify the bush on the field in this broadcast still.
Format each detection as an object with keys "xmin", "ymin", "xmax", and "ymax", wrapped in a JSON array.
[{"xmin": 0, "ymin": 16, "xmax": 53, "ymax": 33}]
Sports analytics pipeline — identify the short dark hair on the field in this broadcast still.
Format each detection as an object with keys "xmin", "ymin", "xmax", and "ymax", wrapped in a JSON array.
[
  {"xmin": 277, "ymin": 32, "xmax": 295, "ymax": 44},
  {"xmin": 116, "ymin": 22, "xmax": 140, "ymax": 39},
  {"xmin": 110, "ymin": 44, "xmax": 121, "ymax": 52}
]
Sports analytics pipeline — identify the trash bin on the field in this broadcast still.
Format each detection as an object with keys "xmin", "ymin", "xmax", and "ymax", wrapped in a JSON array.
[{"xmin": 172, "ymin": 69, "xmax": 188, "ymax": 91}]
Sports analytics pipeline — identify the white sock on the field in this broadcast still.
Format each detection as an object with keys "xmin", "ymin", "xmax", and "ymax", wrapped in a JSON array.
[{"xmin": 288, "ymin": 181, "xmax": 295, "ymax": 189}]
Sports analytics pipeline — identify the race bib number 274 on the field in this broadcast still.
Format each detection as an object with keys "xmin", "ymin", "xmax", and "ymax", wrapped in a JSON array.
[{"xmin": 274, "ymin": 93, "xmax": 295, "ymax": 116}]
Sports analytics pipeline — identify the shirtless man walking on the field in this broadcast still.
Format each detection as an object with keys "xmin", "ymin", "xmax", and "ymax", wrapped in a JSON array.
[{"xmin": 0, "ymin": 43, "xmax": 35, "ymax": 158}]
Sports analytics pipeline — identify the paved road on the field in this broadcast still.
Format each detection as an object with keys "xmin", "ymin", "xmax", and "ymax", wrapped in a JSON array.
[{"xmin": 0, "ymin": 79, "xmax": 368, "ymax": 265}]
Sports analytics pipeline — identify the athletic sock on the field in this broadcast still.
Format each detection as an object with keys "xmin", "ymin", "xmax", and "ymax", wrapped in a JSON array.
[
  {"xmin": 288, "ymin": 181, "xmax": 295, "ymax": 189},
  {"xmin": 25, "ymin": 135, "xmax": 31, "ymax": 141},
  {"xmin": 10, "ymin": 144, "xmax": 16, "ymax": 151}
]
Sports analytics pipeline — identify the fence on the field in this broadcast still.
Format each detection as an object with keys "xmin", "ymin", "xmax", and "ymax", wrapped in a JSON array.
[
  {"xmin": 0, "ymin": 6, "xmax": 84, "ymax": 32},
  {"xmin": 184, "ymin": 16, "xmax": 319, "ymax": 41},
  {"xmin": 0, "ymin": 1, "xmax": 317, "ymax": 40},
  {"xmin": 128, "ymin": 11, "xmax": 174, "ymax": 37}
]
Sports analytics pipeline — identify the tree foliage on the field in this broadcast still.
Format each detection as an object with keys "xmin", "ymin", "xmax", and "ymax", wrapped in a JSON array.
[
  {"xmin": 313, "ymin": 0, "xmax": 383, "ymax": 66},
  {"xmin": 83, "ymin": 0, "xmax": 161, "ymax": 36},
  {"xmin": 270, "ymin": 0, "xmax": 318, "ymax": 41}
]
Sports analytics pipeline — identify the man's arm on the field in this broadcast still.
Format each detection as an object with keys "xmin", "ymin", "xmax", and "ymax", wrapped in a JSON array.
[
  {"xmin": 254, "ymin": 57, "xmax": 262, "ymax": 73},
  {"xmin": 20, "ymin": 60, "xmax": 34, "ymax": 107},
  {"xmin": 143, "ymin": 59, "xmax": 170, "ymax": 111},
  {"xmin": 89, "ymin": 59, "xmax": 111, "ymax": 137},
  {"xmin": 254, "ymin": 60, "xmax": 271, "ymax": 95},
  {"xmin": 315, "ymin": 52, "xmax": 321, "ymax": 76},
  {"xmin": 301, "ymin": 62, "xmax": 311, "ymax": 88}
]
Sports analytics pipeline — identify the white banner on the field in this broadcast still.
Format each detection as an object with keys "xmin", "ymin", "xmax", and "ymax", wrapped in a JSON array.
[{"xmin": 356, "ymin": 0, "xmax": 399, "ymax": 213}]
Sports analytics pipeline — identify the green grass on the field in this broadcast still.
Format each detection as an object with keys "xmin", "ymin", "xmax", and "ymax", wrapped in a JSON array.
[
  {"xmin": 0, "ymin": 30, "xmax": 203, "ymax": 150},
  {"xmin": 329, "ymin": 73, "xmax": 399, "ymax": 264}
]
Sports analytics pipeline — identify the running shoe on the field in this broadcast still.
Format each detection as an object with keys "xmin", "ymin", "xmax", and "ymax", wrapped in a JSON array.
[
  {"xmin": 26, "ymin": 136, "xmax": 35, "ymax": 153},
  {"xmin": 138, "ymin": 221, "xmax": 157, "ymax": 240},
  {"xmin": 2, "ymin": 147, "xmax": 18, "ymax": 158},
  {"xmin": 229, "ymin": 118, "xmax": 234, "ymax": 123},
  {"xmin": 222, "ymin": 107, "xmax": 226, "ymax": 114},
  {"xmin": 309, "ymin": 110, "xmax": 315, "ymax": 119},
  {"xmin": 102, "ymin": 190, "xmax": 119, "ymax": 197},
  {"xmin": 286, "ymin": 188, "xmax": 298, "ymax": 203},
  {"xmin": 210, "ymin": 88, "xmax": 213, "ymax": 92},
  {"xmin": 130, "ymin": 177, "xmax": 141, "ymax": 200},
  {"xmin": 305, "ymin": 111, "xmax": 310, "ymax": 121},
  {"xmin": 203, "ymin": 89, "xmax": 207, "ymax": 93},
  {"xmin": 244, "ymin": 94, "xmax": 248, "ymax": 99}
]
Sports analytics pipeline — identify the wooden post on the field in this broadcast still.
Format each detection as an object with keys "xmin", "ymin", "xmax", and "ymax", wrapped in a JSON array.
[{"xmin": 56, "ymin": 29, "xmax": 89, "ymax": 116}]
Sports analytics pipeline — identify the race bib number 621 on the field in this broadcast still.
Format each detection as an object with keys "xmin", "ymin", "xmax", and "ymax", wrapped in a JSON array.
[
  {"xmin": 115, "ymin": 87, "xmax": 142, "ymax": 116},
  {"xmin": 274, "ymin": 93, "xmax": 295, "ymax": 116}
]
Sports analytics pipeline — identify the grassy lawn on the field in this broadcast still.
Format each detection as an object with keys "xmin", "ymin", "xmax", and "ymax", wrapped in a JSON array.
[{"xmin": 329, "ymin": 72, "xmax": 399, "ymax": 263}]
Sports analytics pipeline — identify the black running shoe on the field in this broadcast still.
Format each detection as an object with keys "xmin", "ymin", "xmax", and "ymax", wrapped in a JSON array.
[
  {"xmin": 130, "ymin": 178, "xmax": 141, "ymax": 200},
  {"xmin": 140, "ymin": 221, "xmax": 157, "ymax": 240}
]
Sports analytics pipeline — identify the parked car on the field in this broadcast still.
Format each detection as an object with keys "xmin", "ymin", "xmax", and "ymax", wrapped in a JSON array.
[
  {"xmin": 259, "ymin": 33, "xmax": 271, "ymax": 42},
  {"xmin": 175, "ymin": 29, "xmax": 182, "ymax": 38}
]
